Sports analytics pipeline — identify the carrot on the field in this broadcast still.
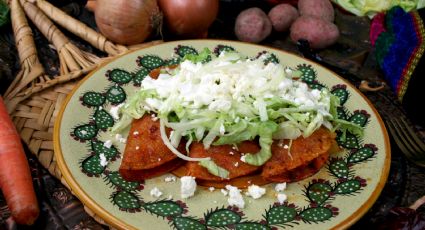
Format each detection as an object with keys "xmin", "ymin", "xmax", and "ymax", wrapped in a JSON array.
[{"xmin": 0, "ymin": 96, "xmax": 39, "ymax": 225}]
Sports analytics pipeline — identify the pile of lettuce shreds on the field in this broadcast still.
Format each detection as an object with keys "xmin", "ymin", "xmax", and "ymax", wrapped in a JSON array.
[
  {"xmin": 333, "ymin": 0, "xmax": 425, "ymax": 18},
  {"xmin": 111, "ymin": 49, "xmax": 363, "ymax": 178}
]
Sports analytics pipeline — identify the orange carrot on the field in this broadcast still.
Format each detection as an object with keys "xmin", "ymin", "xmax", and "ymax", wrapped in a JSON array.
[{"xmin": 0, "ymin": 96, "xmax": 39, "ymax": 225}]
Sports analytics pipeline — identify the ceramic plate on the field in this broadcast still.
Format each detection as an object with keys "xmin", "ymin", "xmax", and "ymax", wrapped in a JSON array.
[{"xmin": 54, "ymin": 40, "xmax": 390, "ymax": 230}]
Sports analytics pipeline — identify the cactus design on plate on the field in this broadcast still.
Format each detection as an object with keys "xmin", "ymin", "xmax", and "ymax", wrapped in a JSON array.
[
  {"xmin": 307, "ymin": 81, "xmax": 325, "ymax": 90},
  {"xmin": 172, "ymin": 217, "xmax": 206, "ymax": 230},
  {"xmin": 297, "ymin": 64, "xmax": 317, "ymax": 83},
  {"xmin": 164, "ymin": 57, "xmax": 182, "ymax": 66},
  {"xmin": 90, "ymin": 140, "xmax": 119, "ymax": 160},
  {"xmin": 72, "ymin": 123, "xmax": 97, "ymax": 141},
  {"xmin": 337, "ymin": 107, "xmax": 348, "ymax": 120},
  {"xmin": 299, "ymin": 206, "xmax": 336, "ymax": 223},
  {"xmin": 334, "ymin": 178, "xmax": 366, "ymax": 195},
  {"xmin": 213, "ymin": 44, "xmax": 235, "ymax": 56},
  {"xmin": 133, "ymin": 67, "xmax": 150, "ymax": 86},
  {"xmin": 257, "ymin": 51, "xmax": 280, "ymax": 64},
  {"xmin": 175, "ymin": 45, "xmax": 198, "ymax": 57},
  {"xmin": 266, "ymin": 203, "xmax": 298, "ymax": 225},
  {"xmin": 106, "ymin": 69, "xmax": 133, "ymax": 84},
  {"xmin": 205, "ymin": 208, "xmax": 242, "ymax": 227},
  {"xmin": 93, "ymin": 109, "xmax": 114, "ymax": 130},
  {"xmin": 337, "ymin": 132, "xmax": 361, "ymax": 149},
  {"xmin": 143, "ymin": 200, "xmax": 185, "ymax": 217},
  {"xmin": 137, "ymin": 55, "xmax": 164, "ymax": 70},
  {"xmin": 328, "ymin": 158, "xmax": 351, "ymax": 179},
  {"xmin": 105, "ymin": 171, "xmax": 143, "ymax": 191},
  {"xmin": 81, "ymin": 155, "xmax": 105, "ymax": 176},
  {"xmin": 111, "ymin": 190, "xmax": 142, "ymax": 212},
  {"xmin": 347, "ymin": 144, "xmax": 377, "ymax": 163},
  {"xmin": 81, "ymin": 91, "xmax": 106, "ymax": 107},
  {"xmin": 331, "ymin": 84, "xmax": 350, "ymax": 105},
  {"xmin": 349, "ymin": 110, "xmax": 370, "ymax": 127},
  {"xmin": 305, "ymin": 180, "xmax": 334, "ymax": 205},
  {"xmin": 69, "ymin": 44, "xmax": 381, "ymax": 229},
  {"xmin": 105, "ymin": 85, "xmax": 126, "ymax": 105}
]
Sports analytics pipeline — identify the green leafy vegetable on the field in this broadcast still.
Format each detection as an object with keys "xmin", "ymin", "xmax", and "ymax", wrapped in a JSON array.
[
  {"xmin": 111, "ymin": 48, "xmax": 364, "ymax": 176},
  {"xmin": 199, "ymin": 160, "xmax": 230, "ymax": 178}
]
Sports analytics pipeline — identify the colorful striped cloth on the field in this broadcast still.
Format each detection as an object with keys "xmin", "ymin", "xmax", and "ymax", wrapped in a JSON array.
[
  {"xmin": 371, "ymin": 7, "xmax": 425, "ymax": 126},
  {"xmin": 371, "ymin": 6, "xmax": 425, "ymax": 102}
]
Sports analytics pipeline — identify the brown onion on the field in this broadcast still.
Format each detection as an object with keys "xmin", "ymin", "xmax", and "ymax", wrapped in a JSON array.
[
  {"xmin": 158, "ymin": 0, "xmax": 219, "ymax": 38},
  {"xmin": 94, "ymin": 0, "xmax": 162, "ymax": 45}
]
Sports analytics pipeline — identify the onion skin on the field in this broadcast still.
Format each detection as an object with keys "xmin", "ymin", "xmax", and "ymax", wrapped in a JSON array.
[
  {"xmin": 94, "ymin": 0, "xmax": 161, "ymax": 45},
  {"xmin": 85, "ymin": 0, "xmax": 96, "ymax": 12},
  {"xmin": 158, "ymin": 0, "xmax": 219, "ymax": 38}
]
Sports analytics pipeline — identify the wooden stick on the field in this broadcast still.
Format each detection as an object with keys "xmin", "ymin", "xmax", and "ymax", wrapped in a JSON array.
[
  {"xmin": 4, "ymin": 0, "xmax": 45, "ymax": 101},
  {"xmin": 35, "ymin": 0, "xmax": 127, "ymax": 56},
  {"xmin": 6, "ymin": 66, "xmax": 95, "ymax": 113},
  {"xmin": 20, "ymin": 0, "xmax": 100, "ymax": 75}
]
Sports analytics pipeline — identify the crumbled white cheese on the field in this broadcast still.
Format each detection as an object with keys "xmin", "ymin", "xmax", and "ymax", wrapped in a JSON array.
[
  {"xmin": 229, "ymin": 151, "xmax": 235, "ymax": 155},
  {"xmin": 275, "ymin": 183, "xmax": 287, "ymax": 192},
  {"xmin": 103, "ymin": 140, "xmax": 113, "ymax": 149},
  {"xmin": 99, "ymin": 153, "xmax": 108, "ymax": 167},
  {"xmin": 234, "ymin": 162, "xmax": 239, "ymax": 167},
  {"xmin": 225, "ymin": 185, "xmax": 245, "ymax": 208},
  {"xmin": 246, "ymin": 185, "xmax": 266, "ymax": 199},
  {"xmin": 158, "ymin": 158, "xmax": 162, "ymax": 162},
  {"xmin": 208, "ymin": 187, "xmax": 215, "ymax": 192},
  {"xmin": 135, "ymin": 146, "xmax": 140, "ymax": 150},
  {"xmin": 150, "ymin": 187, "xmax": 163, "ymax": 198},
  {"xmin": 109, "ymin": 103, "xmax": 124, "ymax": 120},
  {"xmin": 180, "ymin": 176, "xmax": 197, "ymax": 199},
  {"xmin": 283, "ymin": 145, "xmax": 289, "ymax": 149},
  {"xmin": 221, "ymin": 189, "xmax": 228, "ymax": 196},
  {"xmin": 115, "ymin": 134, "xmax": 122, "ymax": 141},
  {"xmin": 240, "ymin": 155, "xmax": 246, "ymax": 162},
  {"xmin": 133, "ymin": 131, "xmax": 139, "ymax": 136},
  {"xmin": 277, "ymin": 193, "xmax": 287, "ymax": 204},
  {"xmin": 164, "ymin": 176, "xmax": 176, "ymax": 182}
]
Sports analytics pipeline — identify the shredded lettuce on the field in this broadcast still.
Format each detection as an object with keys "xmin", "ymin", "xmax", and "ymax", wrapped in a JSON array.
[
  {"xmin": 183, "ymin": 48, "xmax": 212, "ymax": 63},
  {"xmin": 111, "ymin": 49, "xmax": 364, "ymax": 178},
  {"xmin": 333, "ymin": 0, "xmax": 425, "ymax": 17},
  {"xmin": 242, "ymin": 121, "xmax": 278, "ymax": 166},
  {"xmin": 199, "ymin": 159, "xmax": 230, "ymax": 178}
]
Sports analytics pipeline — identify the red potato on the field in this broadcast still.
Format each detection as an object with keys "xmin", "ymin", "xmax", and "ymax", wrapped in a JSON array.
[
  {"xmin": 0, "ymin": 96, "xmax": 39, "ymax": 225},
  {"xmin": 268, "ymin": 3, "xmax": 299, "ymax": 32},
  {"xmin": 298, "ymin": 0, "xmax": 334, "ymax": 22},
  {"xmin": 290, "ymin": 16, "xmax": 339, "ymax": 49},
  {"xmin": 234, "ymin": 7, "xmax": 272, "ymax": 43}
]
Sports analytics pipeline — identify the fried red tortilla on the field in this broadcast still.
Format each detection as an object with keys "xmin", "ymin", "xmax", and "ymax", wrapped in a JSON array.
[
  {"xmin": 185, "ymin": 141, "xmax": 261, "ymax": 181},
  {"xmin": 261, "ymin": 128, "xmax": 335, "ymax": 182},
  {"xmin": 119, "ymin": 114, "xmax": 184, "ymax": 181}
]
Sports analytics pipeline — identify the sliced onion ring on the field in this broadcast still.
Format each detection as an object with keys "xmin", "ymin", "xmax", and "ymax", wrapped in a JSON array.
[{"xmin": 159, "ymin": 118, "xmax": 210, "ymax": 161}]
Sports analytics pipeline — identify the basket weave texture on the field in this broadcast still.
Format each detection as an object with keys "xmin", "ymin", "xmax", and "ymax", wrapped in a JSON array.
[{"xmin": 4, "ymin": 0, "xmax": 161, "ymax": 226}]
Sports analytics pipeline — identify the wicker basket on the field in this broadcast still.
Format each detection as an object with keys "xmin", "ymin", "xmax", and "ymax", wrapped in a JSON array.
[{"xmin": 4, "ymin": 0, "xmax": 161, "ymax": 226}]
